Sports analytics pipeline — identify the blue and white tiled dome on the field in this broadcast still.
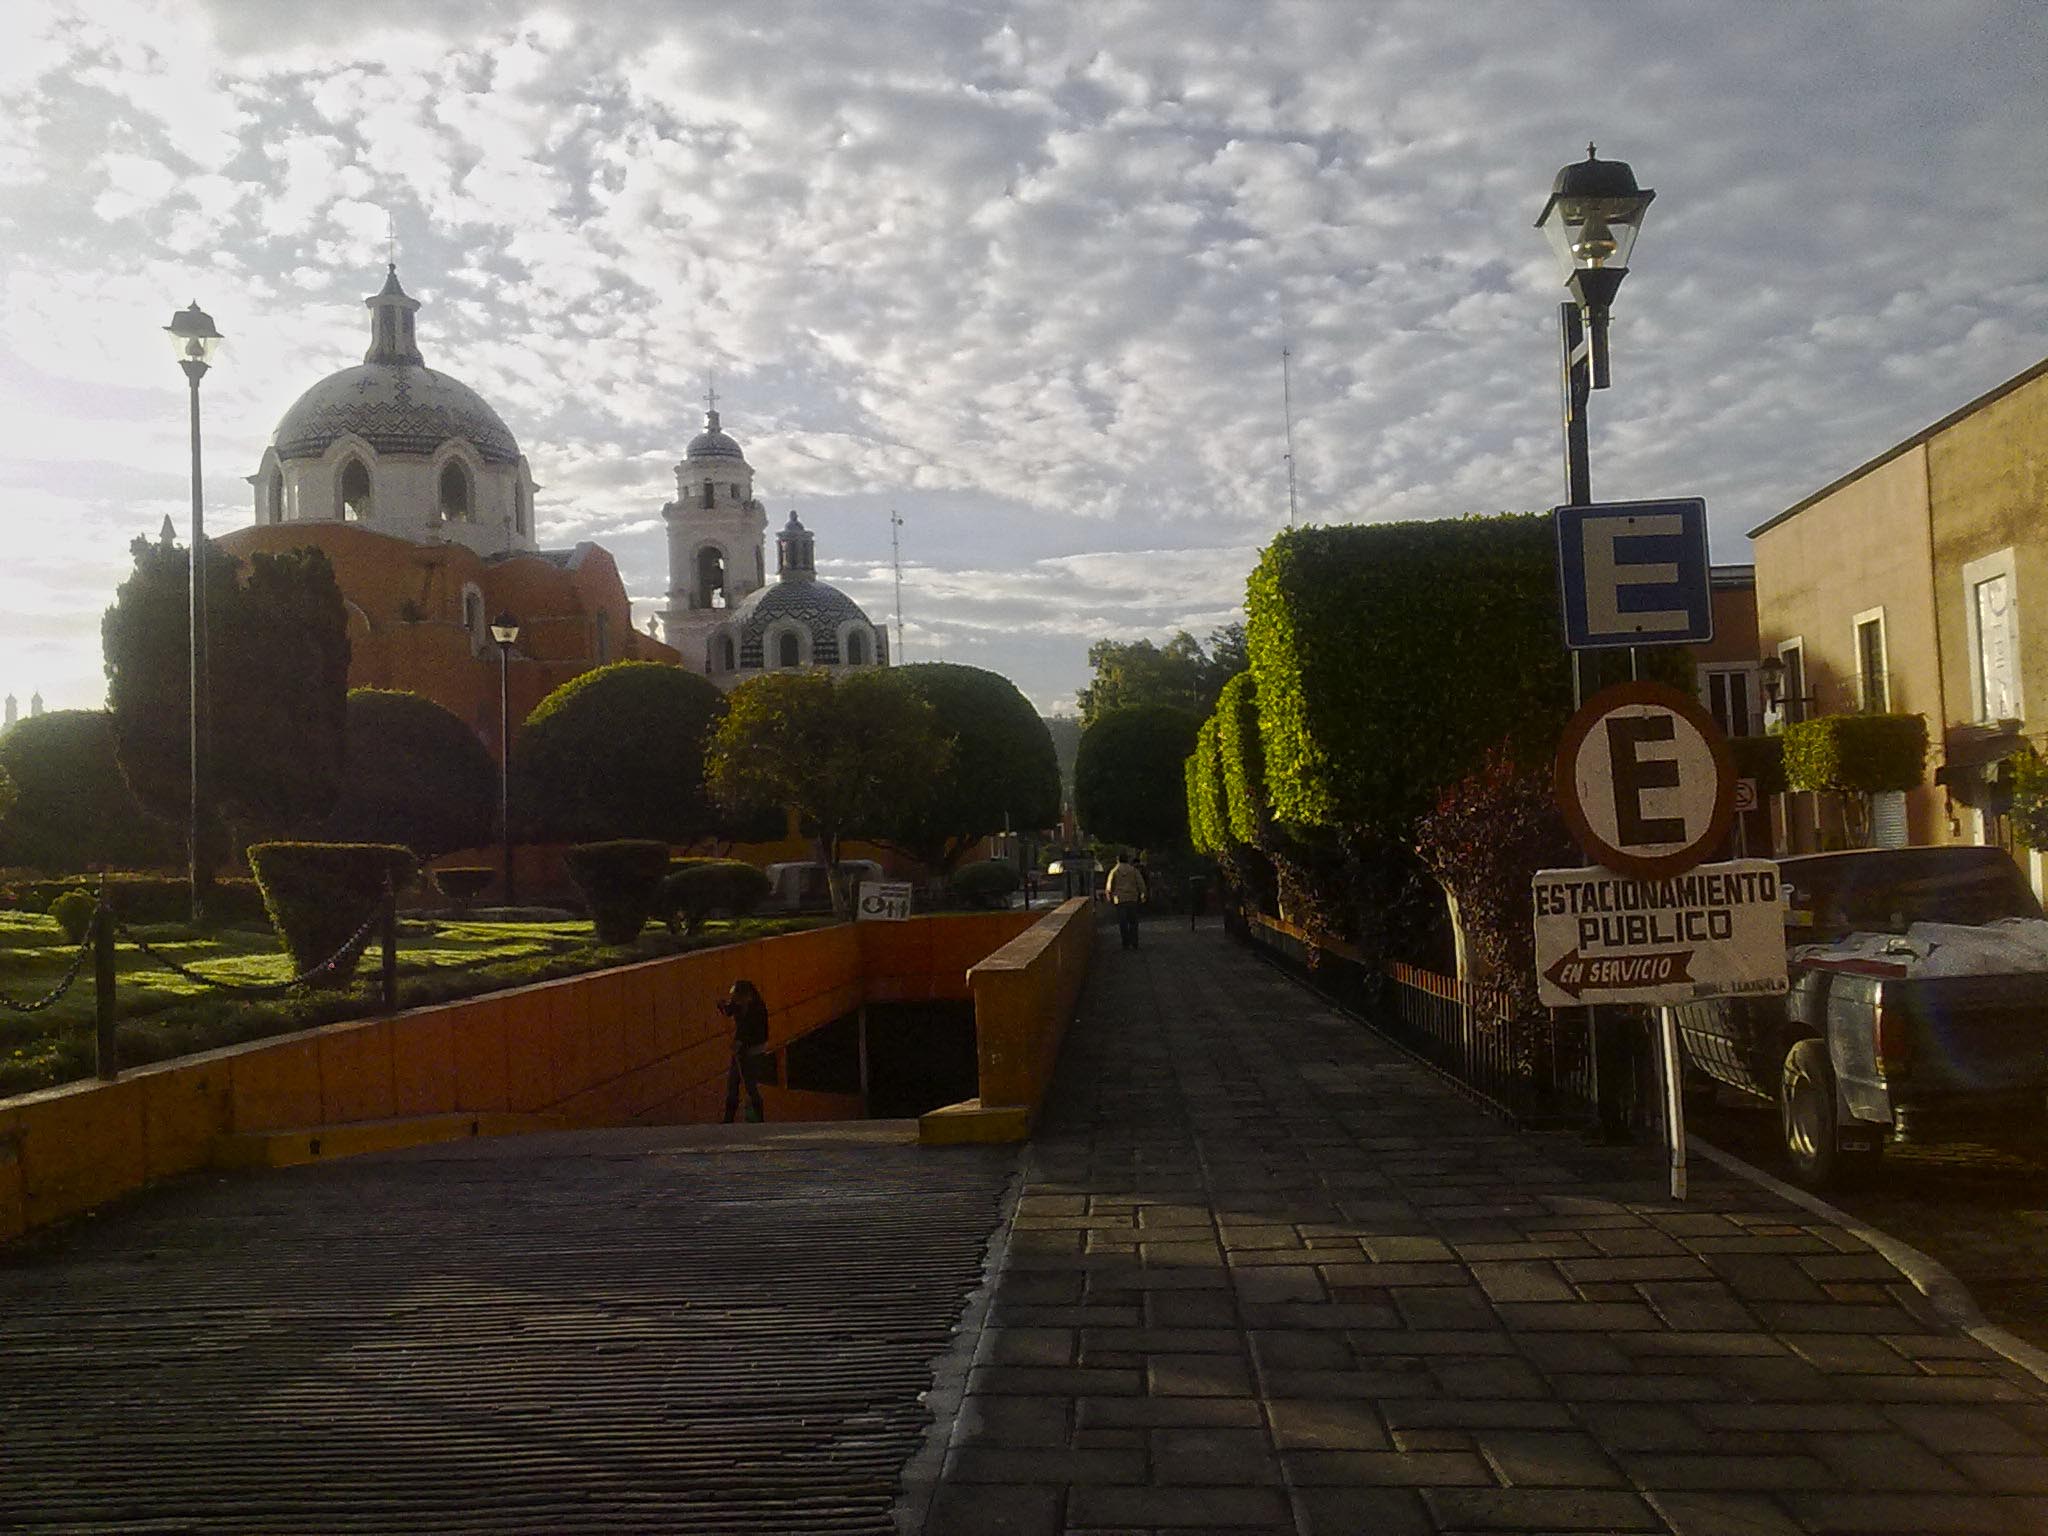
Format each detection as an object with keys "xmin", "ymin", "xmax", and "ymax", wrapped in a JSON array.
[{"xmin": 272, "ymin": 364, "xmax": 520, "ymax": 465}]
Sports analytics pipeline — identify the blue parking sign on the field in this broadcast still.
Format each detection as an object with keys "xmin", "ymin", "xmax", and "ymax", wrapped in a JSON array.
[{"xmin": 1554, "ymin": 499, "xmax": 1713, "ymax": 650}]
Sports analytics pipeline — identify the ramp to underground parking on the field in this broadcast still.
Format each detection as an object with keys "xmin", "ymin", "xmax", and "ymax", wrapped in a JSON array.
[{"xmin": 0, "ymin": 1123, "xmax": 1016, "ymax": 1535}]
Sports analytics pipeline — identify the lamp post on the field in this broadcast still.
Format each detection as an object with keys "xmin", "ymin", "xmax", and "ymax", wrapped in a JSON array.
[
  {"xmin": 165, "ymin": 302, "xmax": 223, "ymax": 924},
  {"xmin": 1537, "ymin": 148, "xmax": 1654, "ymax": 1144},
  {"xmin": 491, "ymin": 612, "xmax": 521, "ymax": 906}
]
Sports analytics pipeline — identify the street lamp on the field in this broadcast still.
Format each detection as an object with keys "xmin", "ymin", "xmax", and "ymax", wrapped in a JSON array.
[
  {"xmin": 1537, "ymin": 149, "xmax": 1653, "ymax": 1146},
  {"xmin": 1535, "ymin": 144, "xmax": 1654, "ymax": 502},
  {"xmin": 165, "ymin": 301, "xmax": 223, "ymax": 924},
  {"xmin": 491, "ymin": 612, "xmax": 521, "ymax": 906}
]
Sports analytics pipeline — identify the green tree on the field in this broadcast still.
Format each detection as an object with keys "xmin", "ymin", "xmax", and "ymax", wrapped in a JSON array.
[
  {"xmin": 102, "ymin": 537, "xmax": 351, "ymax": 882},
  {"xmin": 0, "ymin": 709, "xmax": 178, "ymax": 872},
  {"xmin": 515, "ymin": 661, "xmax": 725, "ymax": 843},
  {"xmin": 705, "ymin": 670, "xmax": 946, "ymax": 915},
  {"xmin": 323, "ymin": 690, "xmax": 496, "ymax": 858},
  {"xmin": 1075, "ymin": 625, "xmax": 1247, "ymax": 727},
  {"xmin": 887, "ymin": 663, "xmax": 1060, "ymax": 873},
  {"xmin": 1074, "ymin": 703, "xmax": 1200, "ymax": 851}
]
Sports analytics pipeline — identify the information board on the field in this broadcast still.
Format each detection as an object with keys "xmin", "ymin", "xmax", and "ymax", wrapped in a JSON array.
[{"xmin": 1532, "ymin": 858, "xmax": 1788, "ymax": 1007}]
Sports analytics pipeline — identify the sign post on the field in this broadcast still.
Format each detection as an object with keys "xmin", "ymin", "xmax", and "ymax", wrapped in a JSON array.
[
  {"xmin": 856, "ymin": 881, "xmax": 914, "ymax": 922},
  {"xmin": 1545, "ymin": 681, "xmax": 1786, "ymax": 1199}
]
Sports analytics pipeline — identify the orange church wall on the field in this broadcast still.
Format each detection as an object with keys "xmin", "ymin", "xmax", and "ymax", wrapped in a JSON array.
[{"xmin": 214, "ymin": 522, "xmax": 678, "ymax": 759}]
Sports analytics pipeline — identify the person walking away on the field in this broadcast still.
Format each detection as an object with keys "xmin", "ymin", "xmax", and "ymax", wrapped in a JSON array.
[
  {"xmin": 719, "ymin": 979, "xmax": 771, "ymax": 1124},
  {"xmin": 1106, "ymin": 851, "xmax": 1148, "ymax": 950}
]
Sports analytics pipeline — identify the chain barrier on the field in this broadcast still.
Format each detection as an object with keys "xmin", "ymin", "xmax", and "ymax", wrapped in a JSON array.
[
  {"xmin": 114, "ymin": 902, "xmax": 387, "ymax": 997},
  {"xmin": 0, "ymin": 906, "xmax": 101, "ymax": 1015}
]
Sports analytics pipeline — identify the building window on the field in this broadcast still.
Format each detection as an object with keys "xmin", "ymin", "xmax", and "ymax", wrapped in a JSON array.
[
  {"xmin": 718, "ymin": 635, "xmax": 736, "ymax": 671},
  {"xmin": 462, "ymin": 587, "xmax": 484, "ymax": 652},
  {"xmin": 696, "ymin": 546, "xmax": 726, "ymax": 610},
  {"xmin": 514, "ymin": 482, "xmax": 529, "ymax": 536},
  {"xmin": 439, "ymin": 462, "xmax": 473, "ymax": 523},
  {"xmin": 1704, "ymin": 669, "xmax": 1756, "ymax": 737},
  {"xmin": 1975, "ymin": 571, "xmax": 2018, "ymax": 721},
  {"xmin": 340, "ymin": 459, "xmax": 372, "ymax": 521},
  {"xmin": 595, "ymin": 611, "xmax": 610, "ymax": 664},
  {"xmin": 702, "ymin": 479, "xmax": 715, "ymax": 510},
  {"xmin": 266, "ymin": 473, "xmax": 284, "ymax": 525},
  {"xmin": 777, "ymin": 631, "xmax": 800, "ymax": 668},
  {"xmin": 845, "ymin": 630, "xmax": 867, "ymax": 665},
  {"xmin": 1776, "ymin": 642, "xmax": 1806, "ymax": 725},
  {"xmin": 1854, "ymin": 610, "xmax": 1888, "ymax": 713}
]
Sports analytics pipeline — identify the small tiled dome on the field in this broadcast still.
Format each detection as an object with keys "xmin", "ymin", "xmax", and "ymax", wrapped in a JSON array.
[{"xmin": 685, "ymin": 409, "xmax": 746, "ymax": 462}]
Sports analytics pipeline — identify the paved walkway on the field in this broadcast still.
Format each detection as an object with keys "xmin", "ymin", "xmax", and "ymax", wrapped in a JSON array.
[
  {"xmin": 918, "ymin": 918, "xmax": 2048, "ymax": 1535},
  {"xmin": 0, "ymin": 1123, "xmax": 1013, "ymax": 1535}
]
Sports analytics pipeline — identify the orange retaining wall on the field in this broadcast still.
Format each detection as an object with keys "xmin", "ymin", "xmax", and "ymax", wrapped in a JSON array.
[
  {"xmin": 0, "ymin": 910, "xmax": 1038, "ymax": 1242},
  {"xmin": 920, "ymin": 898, "xmax": 1095, "ymax": 1142}
]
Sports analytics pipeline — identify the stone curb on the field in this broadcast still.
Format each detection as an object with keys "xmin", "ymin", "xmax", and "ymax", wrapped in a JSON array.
[{"xmin": 1690, "ymin": 1133, "xmax": 2048, "ymax": 1387}]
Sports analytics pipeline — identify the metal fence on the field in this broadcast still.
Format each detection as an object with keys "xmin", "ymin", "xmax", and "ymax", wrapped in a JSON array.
[{"xmin": 1378, "ymin": 961, "xmax": 1597, "ymax": 1128}]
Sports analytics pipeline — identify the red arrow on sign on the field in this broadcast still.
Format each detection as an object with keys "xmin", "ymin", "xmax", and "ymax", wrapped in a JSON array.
[{"xmin": 1543, "ymin": 948, "xmax": 1696, "ymax": 1000}]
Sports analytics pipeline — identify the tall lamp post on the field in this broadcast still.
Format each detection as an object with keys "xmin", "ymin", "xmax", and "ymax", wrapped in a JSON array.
[
  {"xmin": 165, "ymin": 302, "xmax": 223, "ymax": 924},
  {"xmin": 491, "ymin": 613, "xmax": 521, "ymax": 906},
  {"xmin": 1537, "ymin": 148, "xmax": 1654, "ymax": 1143}
]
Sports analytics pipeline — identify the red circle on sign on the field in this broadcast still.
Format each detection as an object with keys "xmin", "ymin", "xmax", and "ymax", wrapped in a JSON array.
[{"xmin": 1553, "ymin": 680, "xmax": 1736, "ymax": 879}]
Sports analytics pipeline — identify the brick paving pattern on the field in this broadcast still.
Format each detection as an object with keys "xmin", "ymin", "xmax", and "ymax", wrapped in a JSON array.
[
  {"xmin": 922, "ymin": 919, "xmax": 2048, "ymax": 1534},
  {"xmin": 0, "ymin": 1124, "xmax": 1013, "ymax": 1535}
]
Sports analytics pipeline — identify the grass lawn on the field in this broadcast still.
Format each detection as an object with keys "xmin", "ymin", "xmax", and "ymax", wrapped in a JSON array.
[{"xmin": 0, "ymin": 910, "xmax": 829, "ymax": 1098}]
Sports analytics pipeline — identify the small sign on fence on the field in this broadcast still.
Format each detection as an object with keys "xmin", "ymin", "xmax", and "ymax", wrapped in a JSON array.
[{"xmin": 856, "ymin": 881, "xmax": 914, "ymax": 922}]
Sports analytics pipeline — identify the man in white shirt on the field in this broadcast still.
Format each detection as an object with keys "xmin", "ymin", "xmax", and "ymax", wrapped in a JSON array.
[{"xmin": 1105, "ymin": 851, "xmax": 1148, "ymax": 950}]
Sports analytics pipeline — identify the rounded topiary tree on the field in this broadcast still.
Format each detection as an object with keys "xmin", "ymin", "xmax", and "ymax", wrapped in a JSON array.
[
  {"xmin": 563, "ymin": 839, "xmax": 672, "ymax": 944},
  {"xmin": 1074, "ymin": 704, "xmax": 1200, "ymax": 852},
  {"xmin": 886, "ymin": 663, "xmax": 1061, "ymax": 873},
  {"xmin": 325, "ymin": 689, "xmax": 496, "ymax": 858},
  {"xmin": 517, "ymin": 662, "xmax": 725, "ymax": 844},
  {"xmin": 0, "ymin": 709, "xmax": 176, "ymax": 873},
  {"xmin": 662, "ymin": 859, "xmax": 772, "ymax": 933},
  {"xmin": 949, "ymin": 858, "xmax": 1021, "ymax": 909},
  {"xmin": 246, "ymin": 842, "xmax": 418, "ymax": 988}
]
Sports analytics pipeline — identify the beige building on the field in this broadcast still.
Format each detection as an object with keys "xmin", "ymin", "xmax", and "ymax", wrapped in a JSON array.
[{"xmin": 1750, "ymin": 354, "xmax": 2048, "ymax": 868}]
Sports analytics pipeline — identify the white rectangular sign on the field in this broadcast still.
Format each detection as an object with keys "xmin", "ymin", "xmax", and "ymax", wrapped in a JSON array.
[
  {"xmin": 856, "ymin": 880, "xmax": 914, "ymax": 921},
  {"xmin": 1532, "ymin": 858, "xmax": 1789, "ymax": 1007}
]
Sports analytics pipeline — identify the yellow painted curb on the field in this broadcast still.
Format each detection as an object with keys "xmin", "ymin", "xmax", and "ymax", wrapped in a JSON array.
[
  {"xmin": 211, "ymin": 1112, "xmax": 570, "ymax": 1170},
  {"xmin": 918, "ymin": 1098, "xmax": 1031, "ymax": 1146}
]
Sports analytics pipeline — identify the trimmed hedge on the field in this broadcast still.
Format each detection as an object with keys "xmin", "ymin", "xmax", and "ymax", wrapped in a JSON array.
[
  {"xmin": 518, "ymin": 663, "xmax": 725, "ymax": 843},
  {"xmin": 0, "ymin": 873, "xmax": 267, "ymax": 926},
  {"xmin": 1245, "ymin": 517, "xmax": 1571, "ymax": 836},
  {"xmin": 950, "ymin": 858, "xmax": 1021, "ymax": 909},
  {"xmin": 0, "ymin": 709, "xmax": 177, "ymax": 872},
  {"xmin": 326, "ymin": 690, "xmax": 495, "ymax": 857},
  {"xmin": 1186, "ymin": 718, "xmax": 1224, "ymax": 855},
  {"xmin": 1782, "ymin": 713, "xmax": 1928, "ymax": 794},
  {"xmin": 48, "ymin": 890, "xmax": 96, "ymax": 945},
  {"xmin": 1074, "ymin": 704, "xmax": 1201, "ymax": 850},
  {"xmin": 563, "ymin": 839, "xmax": 671, "ymax": 945},
  {"xmin": 2009, "ymin": 749, "xmax": 2048, "ymax": 850},
  {"xmin": 1184, "ymin": 752, "xmax": 1214, "ymax": 856},
  {"xmin": 246, "ymin": 842, "xmax": 418, "ymax": 988},
  {"xmin": 662, "ymin": 859, "xmax": 771, "ymax": 933},
  {"xmin": 1215, "ymin": 672, "xmax": 1268, "ymax": 846},
  {"xmin": 1730, "ymin": 734, "xmax": 1788, "ymax": 797}
]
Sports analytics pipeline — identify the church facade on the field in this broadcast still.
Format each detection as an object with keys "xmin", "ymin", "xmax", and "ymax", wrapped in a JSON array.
[
  {"xmin": 217, "ymin": 267, "xmax": 678, "ymax": 755},
  {"xmin": 656, "ymin": 408, "xmax": 889, "ymax": 690}
]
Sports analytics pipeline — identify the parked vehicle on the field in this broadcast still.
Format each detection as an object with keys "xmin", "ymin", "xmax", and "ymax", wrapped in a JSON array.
[
  {"xmin": 760, "ymin": 860, "xmax": 886, "ymax": 913},
  {"xmin": 1673, "ymin": 845, "xmax": 2048, "ymax": 1189}
]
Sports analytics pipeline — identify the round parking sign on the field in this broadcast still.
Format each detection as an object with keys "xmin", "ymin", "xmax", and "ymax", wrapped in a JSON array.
[{"xmin": 1554, "ymin": 681, "xmax": 1735, "ymax": 879}]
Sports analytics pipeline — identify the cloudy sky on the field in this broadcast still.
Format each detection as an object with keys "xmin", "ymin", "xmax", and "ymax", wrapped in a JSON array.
[{"xmin": 2, "ymin": 1, "xmax": 2044, "ymax": 717}]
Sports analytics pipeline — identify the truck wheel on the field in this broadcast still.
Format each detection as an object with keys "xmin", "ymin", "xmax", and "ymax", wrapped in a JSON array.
[{"xmin": 1781, "ymin": 1040, "xmax": 1842, "ymax": 1190}]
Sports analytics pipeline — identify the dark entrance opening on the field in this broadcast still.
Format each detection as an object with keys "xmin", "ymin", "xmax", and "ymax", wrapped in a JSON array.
[{"xmin": 778, "ymin": 1002, "xmax": 980, "ymax": 1119}]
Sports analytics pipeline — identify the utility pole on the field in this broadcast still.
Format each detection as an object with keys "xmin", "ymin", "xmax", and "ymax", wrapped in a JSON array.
[
  {"xmin": 889, "ymin": 509, "xmax": 906, "ymax": 661},
  {"xmin": 1281, "ymin": 344, "xmax": 1300, "ymax": 529}
]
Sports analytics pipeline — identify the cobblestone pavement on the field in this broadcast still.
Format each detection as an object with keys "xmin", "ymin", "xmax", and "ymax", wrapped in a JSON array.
[
  {"xmin": 920, "ymin": 919, "xmax": 2048, "ymax": 1535},
  {"xmin": 1690, "ymin": 1095, "xmax": 2048, "ymax": 1354},
  {"xmin": 0, "ymin": 1123, "xmax": 1014, "ymax": 1535}
]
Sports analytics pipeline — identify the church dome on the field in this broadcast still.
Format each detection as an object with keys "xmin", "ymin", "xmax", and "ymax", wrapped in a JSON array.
[
  {"xmin": 729, "ymin": 577, "xmax": 877, "ymax": 667},
  {"xmin": 272, "ymin": 365, "xmax": 520, "ymax": 465},
  {"xmin": 267, "ymin": 267, "xmax": 521, "ymax": 466},
  {"xmin": 685, "ymin": 408, "xmax": 746, "ymax": 462}
]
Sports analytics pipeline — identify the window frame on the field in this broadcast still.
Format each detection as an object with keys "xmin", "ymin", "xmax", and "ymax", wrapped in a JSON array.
[
  {"xmin": 1851, "ymin": 606, "xmax": 1889, "ymax": 713},
  {"xmin": 1963, "ymin": 548, "xmax": 2023, "ymax": 724}
]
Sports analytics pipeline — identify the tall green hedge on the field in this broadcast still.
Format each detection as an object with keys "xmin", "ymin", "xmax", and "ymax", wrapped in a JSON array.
[
  {"xmin": 1215, "ymin": 672, "xmax": 1267, "ymax": 846},
  {"xmin": 1189, "ymin": 718, "xmax": 1229, "ymax": 855},
  {"xmin": 247, "ymin": 842, "xmax": 417, "ymax": 988},
  {"xmin": 1782, "ymin": 713, "xmax": 1928, "ymax": 793},
  {"xmin": 1245, "ymin": 517, "xmax": 1571, "ymax": 837},
  {"xmin": 1183, "ymin": 753, "xmax": 1212, "ymax": 855},
  {"xmin": 1074, "ymin": 704, "xmax": 1200, "ymax": 850}
]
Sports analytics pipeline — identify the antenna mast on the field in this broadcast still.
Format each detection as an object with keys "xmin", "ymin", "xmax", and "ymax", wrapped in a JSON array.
[
  {"xmin": 1281, "ymin": 343, "xmax": 1300, "ymax": 528},
  {"xmin": 889, "ymin": 510, "xmax": 906, "ymax": 661}
]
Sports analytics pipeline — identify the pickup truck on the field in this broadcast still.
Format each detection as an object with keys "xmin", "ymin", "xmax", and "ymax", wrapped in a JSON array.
[{"xmin": 1672, "ymin": 844, "xmax": 2048, "ymax": 1189}]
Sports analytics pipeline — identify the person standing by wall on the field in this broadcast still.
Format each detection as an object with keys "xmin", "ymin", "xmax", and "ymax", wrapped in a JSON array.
[
  {"xmin": 719, "ymin": 978, "xmax": 771, "ymax": 1124},
  {"xmin": 1105, "ymin": 851, "xmax": 1148, "ymax": 951}
]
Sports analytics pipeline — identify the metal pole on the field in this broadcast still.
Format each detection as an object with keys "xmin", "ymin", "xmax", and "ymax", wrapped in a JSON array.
[
  {"xmin": 499, "ymin": 642, "xmax": 515, "ymax": 906},
  {"xmin": 1658, "ymin": 1005, "xmax": 1688, "ymax": 1200},
  {"xmin": 92, "ymin": 901, "xmax": 118, "ymax": 1081},
  {"xmin": 183, "ymin": 362, "xmax": 208, "ymax": 925}
]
